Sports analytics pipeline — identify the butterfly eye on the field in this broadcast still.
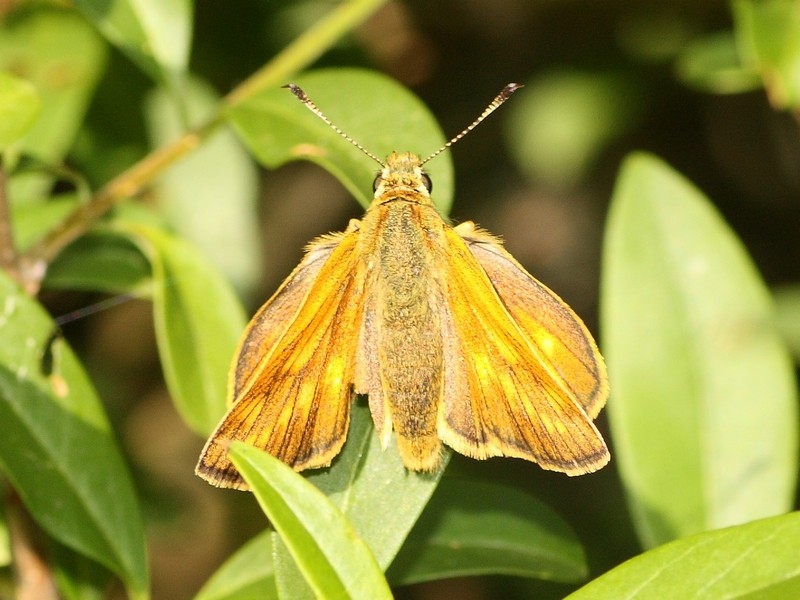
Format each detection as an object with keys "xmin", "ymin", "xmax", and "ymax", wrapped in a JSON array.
[
  {"xmin": 372, "ymin": 174, "xmax": 381, "ymax": 192},
  {"xmin": 420, "ymin": 172, "xmax": 433, "ymax": 193}
]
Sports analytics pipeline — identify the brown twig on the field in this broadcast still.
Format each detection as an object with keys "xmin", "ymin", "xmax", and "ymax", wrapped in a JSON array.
[{"xmin": 7, "ymin": 492, "xmax": 59, "ymax": 600}]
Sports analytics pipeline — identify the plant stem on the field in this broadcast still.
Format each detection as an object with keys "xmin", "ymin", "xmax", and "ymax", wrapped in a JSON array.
[{"xmin": 20, "ymin": 0, "xmax": 388, "ymax": 295}]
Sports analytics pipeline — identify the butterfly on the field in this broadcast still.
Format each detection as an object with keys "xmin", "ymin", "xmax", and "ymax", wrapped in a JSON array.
[{"xmin": 196, "ymin": 83, "xmax": 609, "ymax": 490}]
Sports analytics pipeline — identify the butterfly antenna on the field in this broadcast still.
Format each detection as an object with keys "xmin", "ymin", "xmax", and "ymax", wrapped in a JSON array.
[
  {"xmin": 284, "ymin": 84, "xmax": 385, "ymax": 167},
  {"xmin": 420, "ymin": 83, "xmax": 523, "ymax": 166}
]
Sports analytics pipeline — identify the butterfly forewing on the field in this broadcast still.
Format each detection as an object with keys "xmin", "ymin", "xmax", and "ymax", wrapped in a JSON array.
[
  {"xmin": 230, "ymin": 234, "xmax": 344, "ymax": 401},
  {"xmin": 196, "ymin": 229, "xmax": 364, "ymax": 489}
]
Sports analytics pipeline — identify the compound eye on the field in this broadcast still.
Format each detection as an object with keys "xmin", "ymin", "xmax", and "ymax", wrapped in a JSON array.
[
  {"xmin": 372, "ymin": 174, "xmax": 381, "ymax": 192},
  {"xmin": 420, "ymin": 172, "xmax": 433, "ymax": 193}
]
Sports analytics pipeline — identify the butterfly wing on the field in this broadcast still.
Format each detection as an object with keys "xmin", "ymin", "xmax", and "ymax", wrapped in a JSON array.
[
  {"xmin": 230, "ymin": 233, "xmax": 344, "ymax": 400},
  {"xmin": 455, "ymin": 222, "xmax": 608, "ymax": 418},
  {"xmin": 437, "ymin": 225, "xmax": 609, "ymax": 475},
  {"xmin": 196, "ymin": 229, "xmax": 364, "ymax": 489}
]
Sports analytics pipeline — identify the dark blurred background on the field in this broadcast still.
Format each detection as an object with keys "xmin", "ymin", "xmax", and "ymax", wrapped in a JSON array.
[{"xmin": 38, "ymin": 1, "xmax": 800, "ymax": 598}]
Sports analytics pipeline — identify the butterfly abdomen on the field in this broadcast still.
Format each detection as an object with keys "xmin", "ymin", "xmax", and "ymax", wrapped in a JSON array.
[{"xmin": 373, "ymin": 200, "xmax": 445, "ymax": 470}]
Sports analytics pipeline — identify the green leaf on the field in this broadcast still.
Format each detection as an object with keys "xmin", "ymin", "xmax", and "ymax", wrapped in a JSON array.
[
  {"xmin": 229, "ymin": 442, "xmax": 393, "ymax": 600},
  {"xmin": 194, "ymin": 532, "xmax": 276, "ymax": 600},
  {"xmin": 0, "ymin": 270, "xmax": 148, "ymax": 598},
  {"xmin": 51, "ymin": 541, "xmax": 113, "ymax": 600},
  {"xmin": 733, "ymin": 0, "xmax": 800, "ymax": 109},
  {"xmin": 11, "ymin": 194, "xmax": 81, "ymax": 252},
  {"xmin": 114, "ymin": 222, "xmax": 247, "ymax": 435},
  {"xmin": 601, "ymin": 152, "xmax": 798, "ymax": 548},
  {"xmin": 773, "ymin": 284, "xmax": 800, "ymax": 363},
  {"xmin": 567, "ymin": 512, "xmax": 800, "ymax": 599},
  {"xmin": 74, "ymin": 0, "xmax": 192, "ymax": 87},
  {"xmin": 388, "ymin": 479, "xmax": 587, "ymax": 585},
  {"xmin": 227, "ymin": 67, "xmax": 454, "ymax": 214},
  {"xmin": 307, "ymin": 402, "xmax": 447, "ymax": 570},
  {"xmin": 0, "ymin": 71, "xmax": 41, "ymax": 151},
  {"xmin": 144, "ymin": 76, "xmax": 262, "ymax": 295},
  {"xmin": 264, "ymin": 403, "xmax": 445, "ymax": 598},
  {"xmin": 44, "ymin": 228, "xmax": 152, "ymax": 294},
  {"xmin": 675, "ymin": 32, "xmax": 762, "ymax": 95},
  {"xmin": 0, "ymin": 9, "xmax": 106, "ymax": 199}
]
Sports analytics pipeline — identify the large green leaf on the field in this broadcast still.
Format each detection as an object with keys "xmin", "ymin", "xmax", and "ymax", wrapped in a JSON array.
[
  {"xmin": 0, "ymin": 71, "xmax": 41, "ymax": 152},
  {"xmin": 44, "ymin": 228, "xmax": 152, "ymax": 295},
  {"xmin": 227, "ymin": 68, "xmax": 454, "ymax": 214},
  {"xmin": 568, "ymin": 512, "xmax": 800, "ymax": 599},
  {"xmin": 114, "ymin": 222, "xmax": 247, "ymax": 435},
  {"xmin": 0, "ymin": 270, "xmax": 148, "ymax": 599},
  {"xmin": 74, "ymin": 0, "xmax": 192, "ymax": 88},
  {"xmin": 733, "ymin": 0, "xmax": 800, "ymax": 109},
  {"xmin": 144, "ymin": 77, "xmax": 261, "ymax": 295},
  {"xmin": 388, "ymin": 479, "xmax": 587, "ymax": 586},
  {"xmin": 601, "ymin": 152, "xmax": 798, "ymax": 548},
  {"xmin": 229, "ymin": 442, "xmax": 393, "ymax": 600}
]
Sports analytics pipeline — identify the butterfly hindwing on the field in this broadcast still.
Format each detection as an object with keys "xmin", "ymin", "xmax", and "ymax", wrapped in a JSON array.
[
  {"xmin": 455, "ymin": 222, "xmax": 608, "ymax": 419},
  {"xmin": 438, "ymin": 226, "xmax": 609, "ymax": 475}
]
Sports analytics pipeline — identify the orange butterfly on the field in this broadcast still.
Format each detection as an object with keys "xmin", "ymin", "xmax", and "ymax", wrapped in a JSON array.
[{"xmin": 197, "ymin": 84, "xmax": 609, "ymax": 490}]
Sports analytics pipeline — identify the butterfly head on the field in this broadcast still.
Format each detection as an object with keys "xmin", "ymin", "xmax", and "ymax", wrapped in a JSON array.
[{"xmin": 371, "ymin": 151, "xmax": 434, "ymax": 206}]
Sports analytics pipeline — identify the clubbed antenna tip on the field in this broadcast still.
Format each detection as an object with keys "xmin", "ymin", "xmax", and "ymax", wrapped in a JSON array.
[
  {"xmin": 420, "ymin": 83, "xmax": 523, "ymax": 165},
  {"xmin": 283, "ymin": 83, "xmax": 384, "ymax": 166}
]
